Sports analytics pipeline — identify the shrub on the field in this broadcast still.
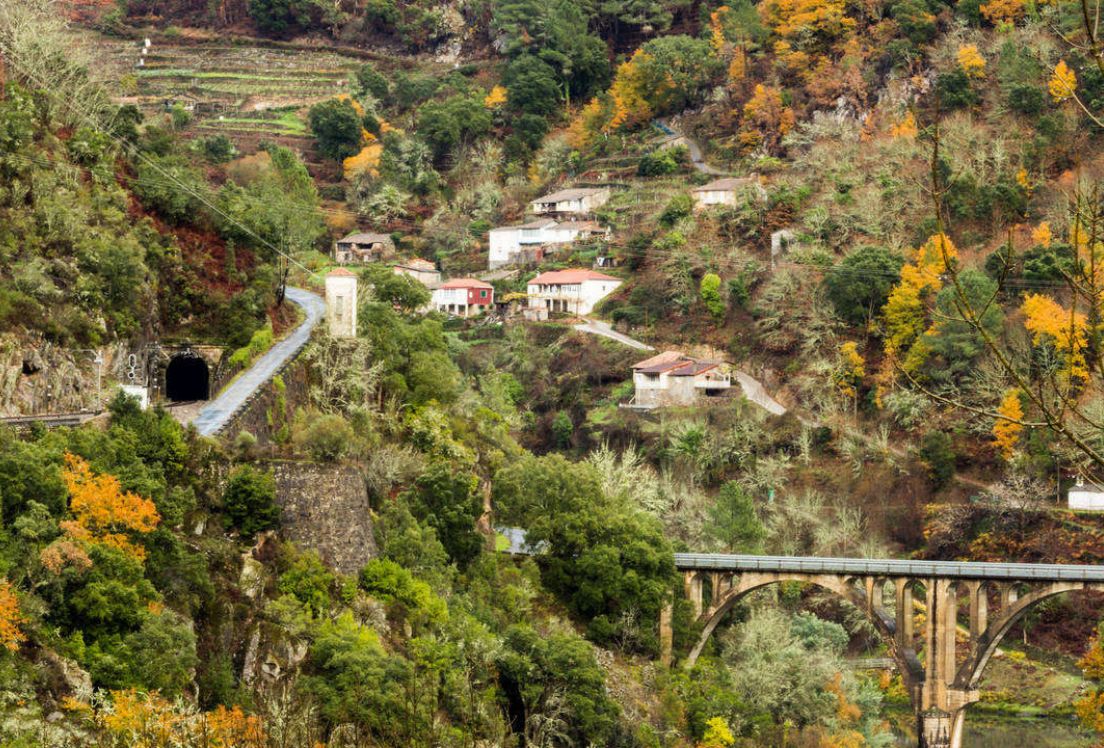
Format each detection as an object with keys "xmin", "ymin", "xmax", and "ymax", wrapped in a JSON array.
[
  {"xmin": 356, "ymin": 63, "xmax": 389, "ymax": 100},
  {"xmin": 699, "ymin": 273, "xmax": 725, "ymax": 318},
  {"xmin": 920, "ymin": 431, "xmax": 956, "ymax": 488},
  {"xmin": 308, "ymin": 98, "xmax": 364, "ymax": 161},
  {"xmin": 298, "ymin": 413, "xmax": 355, "ymax": 462},
  {"xmin": 659, "ymin": 194, "xmax": 693, "ymax": 227},
  {"xmin": 638, "ymin": 146, "xmax": 686, "ymax": 176},
  {"xmin": 222, "ymin": 465, "xmax": 280, "ymax": 539},
  {"xmin": 824, "ymin": 246, "xmax": 904, "ymax": 326},
  {"xmin": 936, "ymin": 69, "xmax": 979, "ymax": 110}
]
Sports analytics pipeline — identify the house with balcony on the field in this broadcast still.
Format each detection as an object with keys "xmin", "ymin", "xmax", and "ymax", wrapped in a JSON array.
[
  {"xmin": 628, "ymin": 351, "xmax": 732, "ymax": 408},
  {"xmin": 431, "ymin": 278, "xmax": 494, "ymax": 317},
  {"xmin": 488, "ymin": 220, "xmax": 610, "ymax": 269},
  {"xmin": 526, "ymin": 269, "xmax": 621, "ymax": 318},
  {"xmin": 530, "ymin": 187, "xmax": 611, "ymax": 216}
]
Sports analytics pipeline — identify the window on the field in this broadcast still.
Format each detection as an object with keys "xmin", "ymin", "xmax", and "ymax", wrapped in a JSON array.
[
  {"xmin": 335, "ymin": 295, "xmax": 345, "ymax": 321},
  {"xmin": 480, "ymin": 290, "xmax": 488, "ymax": 298}
]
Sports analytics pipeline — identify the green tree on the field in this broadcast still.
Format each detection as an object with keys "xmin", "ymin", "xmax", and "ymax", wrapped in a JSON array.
[
  {"xmin": 924, "ymin": 268, "xmax": 1003, "ymax": 384},
  {"xmin": 308, "ymin": 98, "xmax": 364, "ymax": 161},
  {"xmin": 361, "ymin": 263, "xmax": 430, "ymax": 312},
  {"xmin": 248, "ymin": 0, "xmax": 320, "ymax": 37},
  {"xmin": 700, "ymin": 273, "xmax": 725, "ymax": 318},
  {"xmin": 707, "ymin": 482, "xmax": 765, "ymax": 552},
  {"xmin": 356, "ymin": 62, "xmax": 390, "ymax": 100},
  {"xmin": 417, "ymin": 94, "xmax": 493, "ymax": 161},
  {"xmin": 920, "ymin": 431, "xmax": 956, "ymax": 488},
  {"xmin": 402, "ymin": 464, "xmax": 483, "ymax": 567},
  {"xmin": 222, "ymin": 465, "xmax": 280, "ymax": 539},
  {"xmin": 504, "ymin": 55, "xmax": 562, "ymax": 116},
  {"xmin": 824, "ymin": 246, "xmax": 905, "ymax": 326}
]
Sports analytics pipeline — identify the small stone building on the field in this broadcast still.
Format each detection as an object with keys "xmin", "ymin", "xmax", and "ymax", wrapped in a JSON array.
[
  {"xmin": 630, "ymin": 351, "xmax": 731, "ymax": 408},
  {"xmin": 334, "ymin": 232, "xmax": 395, "ymax": 264},
  {"xmin": 691, "ymin": 175, "xmax": 767, "ymax": 210},
  {"xmin": 393, "ymin": 258, "xmax": 441, "ymax": 287}
]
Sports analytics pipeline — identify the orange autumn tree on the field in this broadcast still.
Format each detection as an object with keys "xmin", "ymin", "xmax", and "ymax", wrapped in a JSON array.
[
  {"xmin": 60, "ymin": 454, "xmax": 160, "ymax": 563},
  {"xmin": 0, "ymin": 580, "xmax": 26, "ymax": 652},
  {"xmin": 741, "ymin": 83, "xmax": 795, "ymax": 151}
]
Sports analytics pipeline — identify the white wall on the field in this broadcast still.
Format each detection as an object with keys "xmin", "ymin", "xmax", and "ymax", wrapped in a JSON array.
[
  {"xmin": 489, "ymin": 229, "xmax": 520, "ymax": 267},
  {"xmin": 325, "ymin": 275, "xmax": 358, "ymax": 338},
  {"xmin": 1070, "ymin": 488, "xmax": 1104, "ymax": 511}
]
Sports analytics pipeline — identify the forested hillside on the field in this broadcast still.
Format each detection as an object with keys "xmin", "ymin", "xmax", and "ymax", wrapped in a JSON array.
[{"xmin": 5, "ymin": 0, "xmax": 1104, "ymax": 744}]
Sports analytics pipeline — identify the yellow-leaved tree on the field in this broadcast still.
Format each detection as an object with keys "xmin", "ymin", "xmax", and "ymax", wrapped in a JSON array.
[
  {"xmin": 957, "ymin": 44, "xmax": 986, "ymax": 77},
  {"xmin": 483, "ymin": 85, "xmax": 507, "ymax": 108},
  {"xmin": 992, "ymin": 389, "xmax": 1024, "ymax": 458},
  {"xmin": 343, "ymin": 137, "xmax": 383, "ymax": 180},
  {"xmin": 1021, "ymin": 293, "xmax": 1089, "ymax": 381},
  {"xmin": 0, "ymin": 580, "xmax": 25, "ymax": 652},
  {"xmin": 59, "ymin": 453, "xmax": 160, "ymax": 562},
  {"xmin": 1050, "ymin": 60, "xmax": 1077, "ymax": 102},
  {"xmin": 696, "ymin": 716, "xmax": 735, "ymax": 747}
]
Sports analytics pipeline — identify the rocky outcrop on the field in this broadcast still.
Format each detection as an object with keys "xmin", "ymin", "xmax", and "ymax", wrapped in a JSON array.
[{"xmin": 267, "ymin": 461, "xmax": 377, "ymax": 576}]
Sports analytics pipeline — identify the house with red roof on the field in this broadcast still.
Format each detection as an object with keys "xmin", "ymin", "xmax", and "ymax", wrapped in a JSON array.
[
  {"xmin": 526, "ymin": 269, "xmax": 622, "ymax": 318},
  {"xmin": 630, "ymin": 351, "xmax": 732, "ymax": 408},
  {"xmin": 431, "ymin": 278, "xmax": 494, "ymax": 317}
]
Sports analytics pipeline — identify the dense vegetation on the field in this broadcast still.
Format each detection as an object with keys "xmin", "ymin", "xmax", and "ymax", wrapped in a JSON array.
[{"xmin": 7, "ymin": 0, "xmax": 1104, "ymax": 743}]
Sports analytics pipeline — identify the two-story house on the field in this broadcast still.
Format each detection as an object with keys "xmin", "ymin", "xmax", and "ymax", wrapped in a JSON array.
[
  {"xmin": 630, "ymin": 351, "xmax": 732, "ymax": 408},
  {"xmin": 488, "ymin": 220, "xmax": 610, "ymax": 269},
  {"xmin": 431, "ymin": 278, "xmax": 494, "ymax": 317},
  {"xmin": 530, "ymin": 187, "xmax": 611, "ymax": 216},
  {"xmin": 526, "ymin": 269, "xmax": 621, "ymax": 318}
]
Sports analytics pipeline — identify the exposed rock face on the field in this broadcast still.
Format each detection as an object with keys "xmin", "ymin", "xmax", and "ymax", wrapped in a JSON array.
[{"xmin": 268, "ymin": 461, "xmax": 377, "ymax": 576}]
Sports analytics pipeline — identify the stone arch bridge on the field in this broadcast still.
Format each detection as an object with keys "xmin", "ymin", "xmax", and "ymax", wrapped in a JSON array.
[{"xmin": 661, "ymin": 554, "xmax": 1104, "ymax": 748}]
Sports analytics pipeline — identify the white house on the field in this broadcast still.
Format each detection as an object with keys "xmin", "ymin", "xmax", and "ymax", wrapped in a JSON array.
[
  {"xmin": 1069, "ymin": 477, "xmax": 1104, "ymax": 510},
  {"xmin": 526, "ymin": 269, "xmax": 621, "ymax": 318},
  {"xmin": 393, "ymin": 258, "xmax": 441, "ymax": 287},
  {"xmin": 431, "ymin": 278, "xmax": 494, "ymax": 317},
  {"xmin": 531, "ymin": 187, "xmax": 611, "ymax": 216},
  {"xmin": 488, "ymin": 220, "xmax": 610, "ymax": 269},
  {"xmin": 629, "ymin": 351, "xmax": 731, "ymax": 409},
  {"xmin": 325, "ymin": 268, "xmax": 358, "ymax": 338},
  {"xmin": 691, "ymin": 175, "xmax": 767, "ymax": 210}
]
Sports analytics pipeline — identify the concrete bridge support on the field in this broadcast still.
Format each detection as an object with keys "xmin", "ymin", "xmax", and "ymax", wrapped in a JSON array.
[{"xmin": 664, "ymin": 555, "xmax": 1104, "ymax": 748}]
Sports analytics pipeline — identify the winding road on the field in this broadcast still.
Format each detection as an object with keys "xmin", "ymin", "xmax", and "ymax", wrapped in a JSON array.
[
  {"xmin": 656, "ymin": 119, "xmax": 728, "ymax": 176},
  {"xmin": 191, "ymin": 286, "xmax": 325, "ymax": 436}
]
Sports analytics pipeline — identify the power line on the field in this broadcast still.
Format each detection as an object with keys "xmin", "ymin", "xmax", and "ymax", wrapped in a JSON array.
[{"xmin": 0, "ymin": 40, "xmax": 319, "ymax": 279}]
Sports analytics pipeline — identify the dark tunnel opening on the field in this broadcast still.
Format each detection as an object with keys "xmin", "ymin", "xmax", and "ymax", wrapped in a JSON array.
[{"xmin": 165, "ymin": 355, "xmax": 210, "ymax": 401}]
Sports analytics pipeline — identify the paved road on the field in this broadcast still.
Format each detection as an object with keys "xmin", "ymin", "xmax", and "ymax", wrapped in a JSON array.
[
  {"xmin": 191, "ymin": 287, "xmax": 325, "ymax": 437},
  {"xmin": 734, "ymin": 371, "xmax": 787, "ymax": 416},
  {"xmin": 573, "ymin": 318, "xmax": 654, "ymax": 351},
  {"xmin": 656, "ymin": 119, "xmax": 728, "ymax": 176},
  {"xmin": 674, "ymin": 553, "xmax": 1104, "ymax": 582}
]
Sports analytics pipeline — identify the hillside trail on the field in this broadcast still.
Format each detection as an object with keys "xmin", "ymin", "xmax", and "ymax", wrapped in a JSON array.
[
  {"xmin": 190, "ymin": 287, "xmax": 324, "ymax": 436},
  {"xmin": 571, "ymin": 318, "xmax": 788, "ymax": 416},
  {"xmin": 654, "ymin": 119, "xmax": 728, "ymax": 176}
]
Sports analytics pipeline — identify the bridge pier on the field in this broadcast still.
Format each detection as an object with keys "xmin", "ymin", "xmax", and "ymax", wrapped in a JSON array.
[{"xmin": 669, "ymin": 554, "xmax": 1104, "ymax": 747}]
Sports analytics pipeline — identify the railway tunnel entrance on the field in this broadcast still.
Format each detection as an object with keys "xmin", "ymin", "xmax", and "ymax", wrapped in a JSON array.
[{"xmin": 165, "ymin": 354, "xmax": 210, "ymax": 401}]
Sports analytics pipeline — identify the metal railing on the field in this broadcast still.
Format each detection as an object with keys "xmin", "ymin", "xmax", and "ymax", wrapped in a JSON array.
[{"xmin": 673, "ymin": 553, "xmax": 1104, "ymax": 583}]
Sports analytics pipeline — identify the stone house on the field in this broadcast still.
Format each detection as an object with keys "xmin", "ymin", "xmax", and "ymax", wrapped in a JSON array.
[
  {"xmin": 393, "ymin": 258, "xmax": 441, "ymax": 287},
  {"xmin": 629, "ymin": 351, "xmax": 732, "ymax": 408},
  {"xmin": 691, "ymin": 175, "xmax": 767, "ymax": 210},
  {"xmin": 334, "ymin": 232, "xmax": 395, "ymax": 264}
]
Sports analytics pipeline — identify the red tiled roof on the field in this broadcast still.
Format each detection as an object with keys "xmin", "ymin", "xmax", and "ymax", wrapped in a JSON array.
[
  {"xmin": 397, "ymin": 258, "xmax": 436, "ymax": 271},
  {"xmin": 441, "ymin": 278, "xmax": 494, "ymax": 289},
  {"xmin": 327, "ymin": 268, "xmax": 357, "ymax": 277},
  {"xmin": 529, "ymin": 269, "xmax": 619, "ymax": 285},
  {"xmin": 632, "ymin": 351, "xmax": 686, "ymax": 370},
  {"xmin": 668, "ymin": 361, "xmax": 720, "ymax": 376}
]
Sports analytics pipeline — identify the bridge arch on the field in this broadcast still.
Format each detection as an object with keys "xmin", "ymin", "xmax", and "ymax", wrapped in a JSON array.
[
  {"xmin": 958, "ymin": 581, "xmax": 1088, "ymax": 690},
  {"xmin": 684, "ymin": 572, "xmax": 887, "ymax": 668}
]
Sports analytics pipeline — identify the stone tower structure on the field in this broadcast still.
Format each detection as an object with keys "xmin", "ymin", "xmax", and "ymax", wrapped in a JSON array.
[{"xmin": 325, "ymin": 268, "xmax": 358, "ymax": 338}]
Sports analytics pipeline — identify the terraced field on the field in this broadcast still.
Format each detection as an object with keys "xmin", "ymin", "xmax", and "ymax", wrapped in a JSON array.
[{"xmin": 86, "ymin": 33, "xmax": 367, "ymax": 148}]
